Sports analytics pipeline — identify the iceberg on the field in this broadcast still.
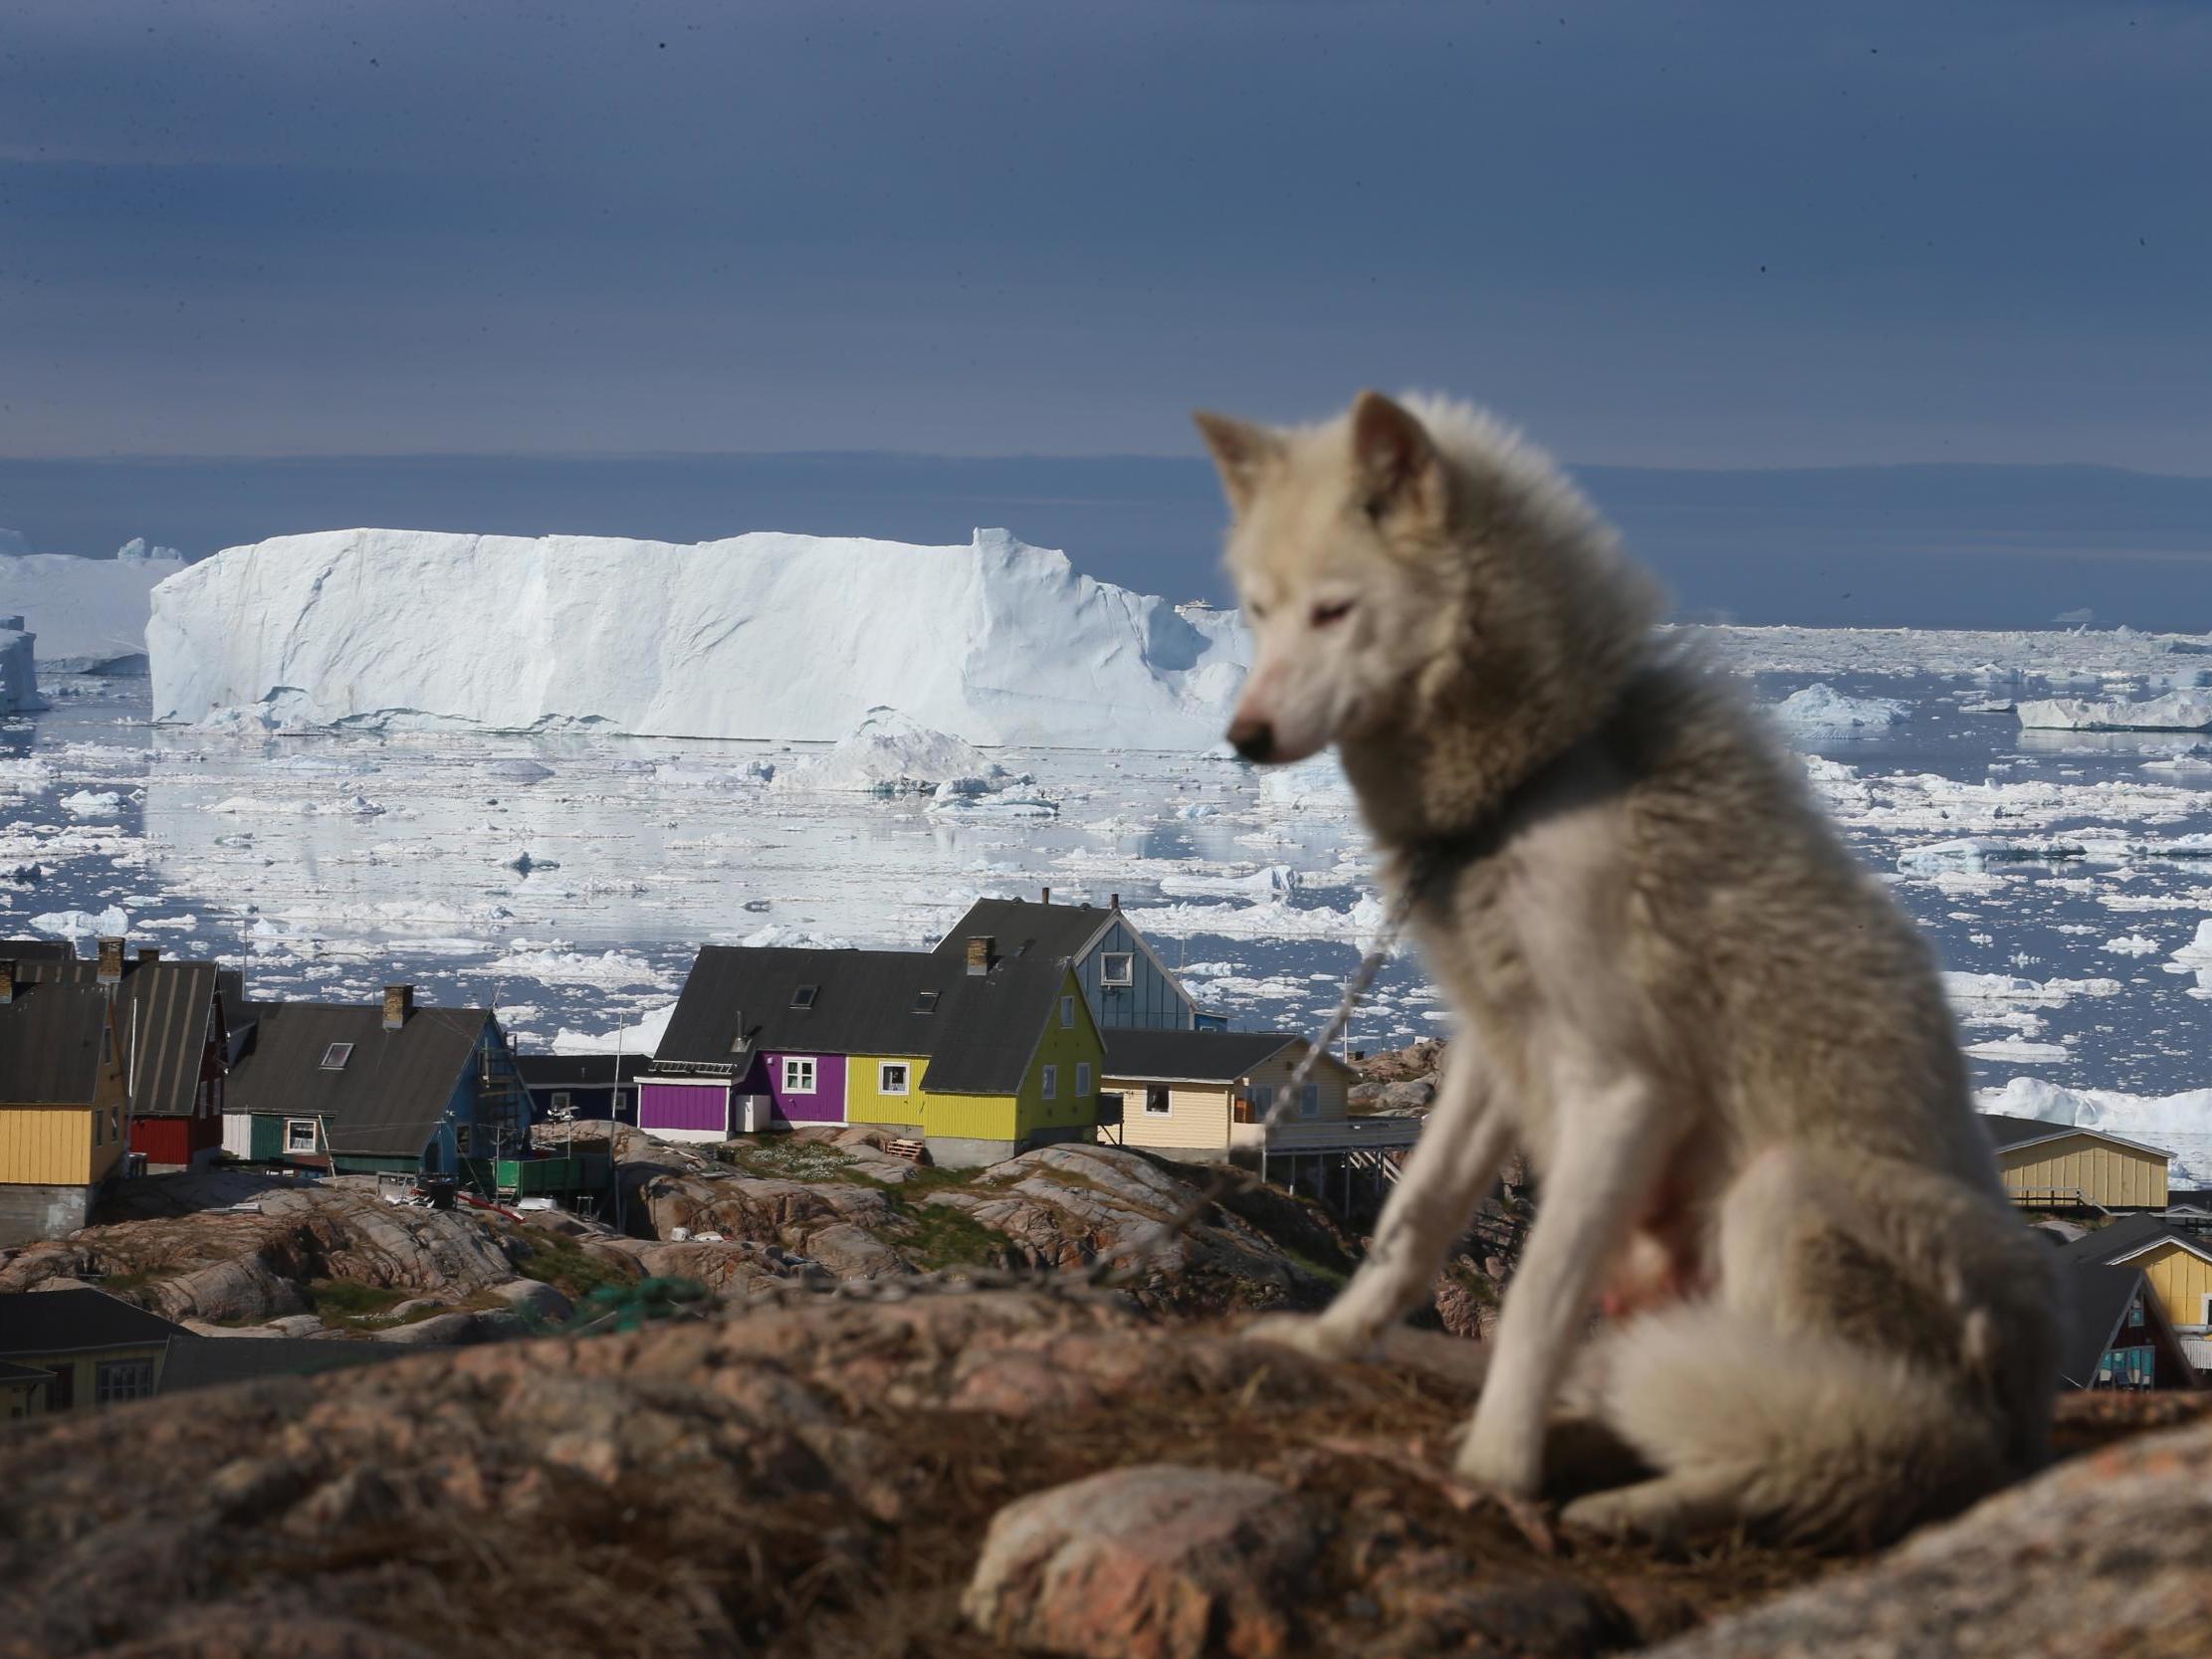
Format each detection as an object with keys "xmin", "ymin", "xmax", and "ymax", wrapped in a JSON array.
[
  {"xmin": 148, "ymin": 526, "xmax": 1249, "ymax": 748},
  {"xmin": 2016, "ymin": 690, "xmax": 2212, "ymax": 731},
  {"xmin": 1770, "ymin": 683, "xmax": 1910, "ymax": 733},
  {"xmin": 772, "ymin": 708, "xmax": 1001, "ymax": 793},
  {"xmin": 0, "ymin": 548, "xmax": 191, "ymax": 673},
  {"xmin": 0, "ymin": 616, "xmax": 43, "ymax": 713}
]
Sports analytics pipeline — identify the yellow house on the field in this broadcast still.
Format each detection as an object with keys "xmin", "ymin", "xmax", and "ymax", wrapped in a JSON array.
[
  {"xmin": 643, "ymin": 940, "xmax": 1106, "ymax": 1168},
  {"xmin": 0, "ymin": 962, "xmax": 131, "ymax": 1245},
  {"xmin": 1980, "ymin": 1114, "xmax": 2170, "ymax": 1212},
  {"xmin": 1102, "ymin": 1029, "xmax": 1419, "ymax": 1193},
  {"xmin": 0, "ymin": 1288, "xmax": 178, "ymax": 1413},
  {"xmin": 2063, "ymin": 1213, "xmax": 2212, "ymax": 1367}
]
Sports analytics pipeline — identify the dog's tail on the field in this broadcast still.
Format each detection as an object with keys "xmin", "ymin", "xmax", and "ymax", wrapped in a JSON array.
[{"xmin": 1593, "ymin": 1302, "xmax": 2013, "ymax": 1550}]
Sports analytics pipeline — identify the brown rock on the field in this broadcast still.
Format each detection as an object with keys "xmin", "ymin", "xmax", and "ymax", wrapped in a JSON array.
[
  {"xmin": 1651, "ymin": 1410, "xmax": 2212, "ymax": 1659},
  {"xmin": 963, "ymin": 1463, "xmax": 1322, "ymax": 1659}
]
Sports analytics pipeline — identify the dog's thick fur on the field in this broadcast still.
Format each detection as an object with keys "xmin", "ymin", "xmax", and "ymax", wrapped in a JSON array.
[{"xmin": 1200, "ymin": 390, "xmax": 2062, "ymax": 1550}]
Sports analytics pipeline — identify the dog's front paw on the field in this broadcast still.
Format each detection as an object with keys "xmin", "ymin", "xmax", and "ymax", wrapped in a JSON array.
[
  {"xmin": 1239, "ymin": 1312, "xmax": 1375, "ymax": 1363},
  {"xmin": 1451, "ymin": 1417, "xmax": 1545, "ymax": 1499}
]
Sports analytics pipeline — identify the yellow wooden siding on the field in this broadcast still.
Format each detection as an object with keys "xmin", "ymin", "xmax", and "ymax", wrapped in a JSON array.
[
  {"xmin": 1241, "ymin": 1051, "xmax": 1352, "ymax": 1122},
  {"xmin": 0, "ymin": 1106, "xmax": 101, "ymax": 1185},
  {"xmin": 921, "ymin": 1091, "xmax": 1020, "ymax": 1141},
  {"xmin": 11, "ymin": 1343, "xmax": 170, "ymax": 1411},
  {"xmin": 1109, "ymin": 1082, "xmax": 1232, "ymax": 1152},
  {"xmin": 1999, "ymin": 1135, "xmax": 2168, "ymax": 1208},
  {"xmin": 2132, "ymin": 1242, "xmax": 2212, "ymax": 1331},
  {"xmin": 1013, "ymin": 971, "xmax": 1105, "ymax": 1140},
  {"xmin": 845, "ymin": 1052, "xmax": 932, "ymax": 1131}
]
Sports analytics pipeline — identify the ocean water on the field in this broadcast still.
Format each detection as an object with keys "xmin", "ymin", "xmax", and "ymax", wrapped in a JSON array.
[{"xmin": 3, "ymin": 669, "xmax": 2208, "ymax": 1109}]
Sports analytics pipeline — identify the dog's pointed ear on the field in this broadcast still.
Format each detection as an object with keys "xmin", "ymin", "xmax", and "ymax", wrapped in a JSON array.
[
  {"xmin": 1194, "ymin": 410, "xmax": 1281, "ymax": 517},
  {"xmin": 1351, "ymin": 390, "xmax": 1444, "ymax": 527}
]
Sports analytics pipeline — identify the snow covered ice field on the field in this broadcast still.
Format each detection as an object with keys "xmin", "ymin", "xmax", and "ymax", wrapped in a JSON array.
[{"xmin": 6, "ymin": 631, "xmax": 2212, "ymax": 1180}]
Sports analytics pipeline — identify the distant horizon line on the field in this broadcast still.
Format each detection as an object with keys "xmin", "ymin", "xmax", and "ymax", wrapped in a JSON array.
[{"xmin": 5, "ymin": 449, "xmax": 2210, "ymax": 484}]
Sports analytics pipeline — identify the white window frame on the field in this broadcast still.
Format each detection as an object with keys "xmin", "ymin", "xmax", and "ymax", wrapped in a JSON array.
[
  {"xmin": 781, "ymin": 1056, "xmax": 816, "ymax": 1095},
  {"xmin": 1060, "ymin": 995, "xmax": 1075, "ymax": 1028},
  {"xmin": 1040, "ymin": 1065, "xmax": 1057, "ymax": 1101},
  {"xmin": 320, "ymin": 1042, "xmax": 353, "ymax": 1071},
  {"xmin": 550, "ymin": 1090, "xmax": 572, "ymax": 1112},
  {"xmin": 879, "ymin": 1062, "xmax": 910, "ymax": 1097},
  {"xmin": 1145, "ymin": 1086, "xmax": 1172, "ymax": 1116},
  {"xmin": 1099, "ymin": 952, "xmax": 1134, "ymax": 987},
  {"xmin": 285, "ymin": 1118, "xmax": 319, "ymax": 1153},
  {"xmin": 95, "ymin": 1357, "xmax": 156, "ymax": 1405},
  {"xmin": 1076, "ymin": 1062, "xmax": 1091, "ymax": 1098}
]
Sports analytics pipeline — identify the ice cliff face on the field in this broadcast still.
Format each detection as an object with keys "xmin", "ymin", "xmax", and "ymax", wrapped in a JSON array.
[
  {"xmin": 148, "ymin": 527, "xmax": 1250, "ymax": 748},
  {"xmin": 0, "ymin": 616, "xmax": 44, "ymax": 713},
  {"xmin": 0, "ymin": 548, "xmax": 192, "ymax": 673}
]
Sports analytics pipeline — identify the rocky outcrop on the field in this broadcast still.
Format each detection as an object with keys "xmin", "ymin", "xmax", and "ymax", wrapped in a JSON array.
[
  {"xmin": 0, "ymin": 1182, "xmax": 521, "ymax": 1325},
  {"xmin": 0, "ymin": 1290, "xmax": 2199, "ymax": 1659},
  {"xmin": 927, "ymin": 1144, "xmax": 1346, "ymax": 1315}
]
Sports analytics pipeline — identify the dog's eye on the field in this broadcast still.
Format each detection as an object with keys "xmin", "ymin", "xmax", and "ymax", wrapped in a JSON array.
[
  {"xmin": 1310, "ymin": 599, "xmax": 1355, "ymax": 628},
  {"xmin": 1247, "ymin": 599, "xmax": 1269, "ymax": 622}
]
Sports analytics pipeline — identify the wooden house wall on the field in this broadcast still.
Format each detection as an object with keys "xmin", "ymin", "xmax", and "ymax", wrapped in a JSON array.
[{"xmin": 2000, "ymin": 1136, "xmax": 2169, "ymax": 1209}]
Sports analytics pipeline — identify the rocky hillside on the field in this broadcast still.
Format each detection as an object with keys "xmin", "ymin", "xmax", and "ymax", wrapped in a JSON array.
[
  {"xmin": 2, "ymin": 1288, "xmax": 2203, "ymax": 1659},
  {"xmin": 0, "ymin": 1130, "xmax": 1368, "ymax": 1344}
]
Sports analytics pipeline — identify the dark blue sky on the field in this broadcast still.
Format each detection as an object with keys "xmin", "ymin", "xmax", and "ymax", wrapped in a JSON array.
[{"xmin": 3, "ymin": 1, "xmax": 2207, "ymax": 470}]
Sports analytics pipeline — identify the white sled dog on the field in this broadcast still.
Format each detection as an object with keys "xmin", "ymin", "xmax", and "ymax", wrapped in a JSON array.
[{"xmin": 1201, "ymin": 390, "xmax": 2060, "ymax": 1549}]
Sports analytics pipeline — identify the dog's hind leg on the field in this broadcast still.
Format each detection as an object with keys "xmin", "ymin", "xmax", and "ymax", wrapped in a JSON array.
[
  {"xmin": 1246, "ymin": 1049, "xmax": 1512, "ymax": 1361},
  {"xmin": 1454, "ymin": 1069, "xmax": 1669, "ymax": 1497}
]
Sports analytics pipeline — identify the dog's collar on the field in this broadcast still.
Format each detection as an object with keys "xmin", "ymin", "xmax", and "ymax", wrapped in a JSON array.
[{"xmin": 1394, "ymin": 722, "xmax": 1610, "ymax": 911}]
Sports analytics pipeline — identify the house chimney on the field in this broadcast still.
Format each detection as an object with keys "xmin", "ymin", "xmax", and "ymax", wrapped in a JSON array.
[
  {"xmin": 137, "ymin": 946, "xmax": 160, "ymax": 965},
  {"xmin": 1040, "ymin": 885, "xmax": 1050, "ymax": 905},
  {"xmin": 382, "ymin": 983, "xmax": 413, "ymax": 1030},
  {"xmin": 96, "ymin": 936, "xmax": 124, "ymax": 983},
  {"xmin": 966, "ymin": 936, "xmax": 995, "ymax": 976},
  {"xmin": 1109, "ymin": 893, "xmax": 1120, "ymax": 911},
  {"xmin": 0, "ymin": 961, "xmax": 14, "ymax": 1005}
]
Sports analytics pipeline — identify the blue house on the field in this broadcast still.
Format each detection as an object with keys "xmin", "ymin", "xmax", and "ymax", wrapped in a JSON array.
[
  {"xmin": 934, "ymin": 893, "xmax": 1220, "ymax": 1032},
  {"xmin": 220, "ymin": 985, "xmax": 529, "ymax": 1174},
  {"xmin": 514, "ymin": 1053, "xmax": 645, "ymax": 1124}
]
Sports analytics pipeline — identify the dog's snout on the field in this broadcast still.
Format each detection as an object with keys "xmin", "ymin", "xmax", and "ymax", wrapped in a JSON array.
[{"xmin": 1227, "ymin": 716, "xmax": 1276, "ymax": 763}]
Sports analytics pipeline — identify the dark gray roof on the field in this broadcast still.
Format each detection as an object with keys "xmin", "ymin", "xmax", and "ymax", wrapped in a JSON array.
[
  {"xmin": 159, "ymin": 1334, "xmax": 399, "ymax": 1395},
  {"xmin": 11, "ymin": 956, "xmax": 222, "ymax": 1118},
  {"xmin": 0, "ymin": 1358, "xmax": 53, "ymax": 1384},
  {"xmin": 2060, "ymin": 1212, "xmax": 2209, "ymax": 1268},
  {"xmin": 1103, "ymin": 1029, "xmax": 1333, "ymax": 1083},
  {"xmin": 515, "ymin": 1054, "xmax": 649, "ymax": 1088},
  {"xmin": 1977, "ymin": 1112, "xmax": 2172, "ymax": 1158},
  {"xmin": 0, "ymin": 938, "xmax": 80, "ymax": 963},
  {"xmin": 0, "ymin": 978, "xmax": 114, "ymax": 1105},
  {"xmin": 2058, "ymin": 1262, "xmax": 2147, "ymax": 1387},
  {"xmin": 227, "ymin": 1001, "xmax": 490, "ymax": 1158},
  {"xmin": 657, "ymin": 943, "xmax": 1077, "ymax": 1096},
  {"xmin": 931, "ymin": 898, "xmax": 1115, "ymax": 963},
  {"xmin": 0, "ymin": 1289, "xmax": 183, "ymax": 1355}
]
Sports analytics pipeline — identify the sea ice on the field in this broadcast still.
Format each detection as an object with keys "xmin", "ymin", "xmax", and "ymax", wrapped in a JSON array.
[
  {"xmin": 1980, "ymin": 1076, "xmax": 2212, "ymax": 1186},
  {"xmin": 0, "ymin": 548, "xmax": 191, "ymax": 672},
  {"xmin": 772, "ymin": 708, "xmax": 999, "ymax": 793}
]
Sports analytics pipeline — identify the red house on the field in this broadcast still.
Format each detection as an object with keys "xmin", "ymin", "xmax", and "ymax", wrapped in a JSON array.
[{"xmin": 8, "ymin": 939, "xmax": 229, "ymax": 1171}]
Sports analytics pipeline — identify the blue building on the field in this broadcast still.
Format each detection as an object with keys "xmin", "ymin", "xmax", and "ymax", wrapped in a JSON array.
[
  {"xmin": 220, "ymin": 985, "xmax": 529, "ymax": 1174},
  {"xmin": 514, "ymin": 1053, "xmax": 645, "ymax": 1124},
  {"xmin": 934, "ymin": 893, "xmax": 1221, "ymax": 1032}
]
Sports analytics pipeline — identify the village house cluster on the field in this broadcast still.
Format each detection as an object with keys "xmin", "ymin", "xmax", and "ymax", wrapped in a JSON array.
[{"xmin": 3, "ymin": 891, "xmax": 2207, "ymax": 1415}]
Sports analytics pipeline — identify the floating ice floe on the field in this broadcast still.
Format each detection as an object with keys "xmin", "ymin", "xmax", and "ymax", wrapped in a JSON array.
[
  {"xmin": 476, "ymin": 943, "xmax": 671, "ymax": 989},
  {"xmin": 1896, "ymin": 832, "xmax": 2212, "ymax": 875},
  {"xmin": 735, "ymin": 924, "xmax": 857, "ymax": 949},
  {"xmin": 2016, "ymin": 690, "xmax": 2212, "ymax": 732},
  {"xmin": 1257, "ymin": 753, "xmax": 1356, "ymax": 812},
  {"xmin": 2102, "ymin": 933, "xmax": 2160, "ymax": 956},
  {"xmin": 58, "ymin": 789, "xmax": 121, "ymax": 817},
  {"xmin": 31, "ymin": 905, "xmax": 129, "ymax": 939},
  {"xmin": 1156, "ymin": 866, "xmax": 1297, "ymax": 899},
  {"xmin": 548, "ymin": 1000, "xmax": 677, "ymax": 1057},
  {"xmin": 2162, "ymin": 921, "xmax": 2212, "ymax": 998},
  {"xmin": 1942, "ymin": 972, "xmax": 2121, "ymax": 1006},
  {"xmin": 772, "ymin": 708, "xmax": 1003, "ymax": 794},
  {"xmin": 1770, "ymin": 683, "xmax": 1910, "ymax": 732}
]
